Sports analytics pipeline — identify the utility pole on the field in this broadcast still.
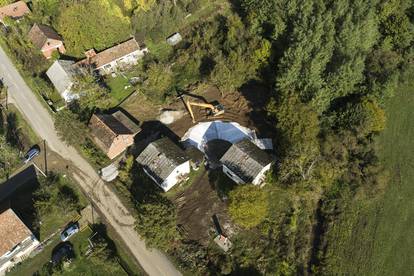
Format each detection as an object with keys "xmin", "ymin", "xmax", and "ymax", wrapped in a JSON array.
[{"xmin": 43, "ymin": 140, "xmax": 47, "ymax": 175}]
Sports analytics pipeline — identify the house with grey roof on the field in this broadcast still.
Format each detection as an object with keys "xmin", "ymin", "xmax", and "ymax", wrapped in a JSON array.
[
  {"xmin": 220, "ymin": 139, "xmax": 273, "ymax": 185},
  {"xmin": 136, "ymin": 137, "xmax": 190, "ymax": 191},
  {"xmin": 46, "ymin": 60, "xmax": 80, "ymax": 102}
]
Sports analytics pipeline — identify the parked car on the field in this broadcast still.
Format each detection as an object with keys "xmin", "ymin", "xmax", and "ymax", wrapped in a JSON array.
[
  {"xmin": 60, "ymin": 222, "xmax": 79, "ymax": 242},
  {"xmin": 24, "ymin": 145, "xmax": 40, "ymax": 164},
  {"xmin": 51, "ymin": 242, "xmax": 74, "ymax": 265}
]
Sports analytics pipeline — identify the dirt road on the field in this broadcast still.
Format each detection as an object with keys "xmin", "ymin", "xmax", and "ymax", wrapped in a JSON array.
[{"xmin": 0, "ymin": 46, "xmax": 181, "ymax": 276}]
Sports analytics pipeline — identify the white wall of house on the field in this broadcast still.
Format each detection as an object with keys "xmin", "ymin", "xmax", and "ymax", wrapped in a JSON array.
[
  {"xmin": 97, "ymin": 48, "xmax": 148, "ymax": 75},
  {"xmin": 222, "ymin": 162, "xmax": 272, "ymax": 185},
  {"xmin": 0, "ymin": 235, "xmax": 40, "ymax": 275},
  {"xmin": 161, "ymin": 161, "xmax": 191, "ymax": 192},
  {"xmin": 252, "ymin": 163, "xmax": 272, "ymax": 185},
  {"xmin": 222, "ymin": 165, "xmax": 245, "ymax": 184}
]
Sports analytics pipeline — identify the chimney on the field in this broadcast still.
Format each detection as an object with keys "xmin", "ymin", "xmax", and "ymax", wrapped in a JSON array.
[{"xmin": 84, "ymin": 49, "xmax": 96, "ymax": 62}]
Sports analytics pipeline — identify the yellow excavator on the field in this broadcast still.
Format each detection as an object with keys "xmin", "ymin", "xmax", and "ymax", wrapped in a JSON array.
[{"xmin": 185, "ymin": 100, "xmax": 225, "ymax": 123}]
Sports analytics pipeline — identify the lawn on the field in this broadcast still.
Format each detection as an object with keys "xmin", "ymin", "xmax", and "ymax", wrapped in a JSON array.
[
  {"xmin": 105, "ymin": 73, "xmax": 136, "ymax": 103},
  {"xmin": 322, "ymin": 81, "xmax": 414, "ymax": 275}
]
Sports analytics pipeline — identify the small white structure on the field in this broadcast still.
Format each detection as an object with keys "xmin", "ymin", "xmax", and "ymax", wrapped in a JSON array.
[
  {"xmin": 46, "ymin": 60, "xmax": 80, "ymax": 102},
  {"xmin": 0, "ymin": 209, "xmax": 40, "ymax": 275},
  {"xmin": 77, "ymin": 38, "xmax": 148, "ymax": 75},
  {"xmin": 136, "ymin": 137, "xmax": 190, "ymax": 191},
  {"xmin": 181, "ymin": 121, "xmax": 256, "ymax": 152},
  {"xmin": 220, "ymin": 139, "xmax": 272, "ymax": 185},
  {"xmin": 166, "ymin": 32, "xmax": 182, "ymax": 46},
  {"xmin": 100, "ymin": 163, "xmax": 119, "ymax": 182}
]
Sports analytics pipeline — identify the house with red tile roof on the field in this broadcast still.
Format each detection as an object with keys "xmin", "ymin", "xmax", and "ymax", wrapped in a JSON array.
[
  {"xmin": 0, "ymin": 209, "xmax": 40, "ymax": 274},
  {"xmin": 28, "ymin": 23, "xmax": 66, "ymax": 59},
  {"xmin": 89, "ymin": 110, "xmax": 141, "ymax": 159},
  {"xmin": 77, "ymin": 38, "xmax": 148, "ymax": 75},
  {"xmin": 0, "ymin": 1, "xmax": 30, "ymax": 24}
]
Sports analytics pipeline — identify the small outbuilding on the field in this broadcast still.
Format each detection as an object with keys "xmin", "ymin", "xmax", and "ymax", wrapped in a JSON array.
[
  {"xmin": 28, "ymin": 23, "xmax": 66, "ymax": 59},
  {"xmin": 89, "ymin": 110, "xmax": 140, "ymax": 159},
  {"xmin": 220, "ymin": 139, "xmax": 272, "ymax": 185},
  {"xmin": 166, "ymin": 32, "xmax": 182, "ymax": 46},
  {"xmin": 0, "ymin": 1, "xmax": 30, "ymax": 24},
  {"xmin": 46, "ymin": 60, "xmax": 80, "ymax": 102},
  {"xmin": 136, "ymin": 137, "xmax": 190, "ymax": 192}
]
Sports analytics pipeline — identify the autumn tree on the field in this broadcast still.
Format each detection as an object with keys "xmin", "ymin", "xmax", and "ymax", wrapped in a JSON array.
[{"xmin": 228, "ymin": 185, "xmax": 269, "ymax": 229}]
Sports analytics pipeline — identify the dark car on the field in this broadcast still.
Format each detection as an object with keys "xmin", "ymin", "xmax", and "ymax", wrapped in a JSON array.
[
  {"xmin": 24, "ymin": 145, "xmax": 40, "ymax": 164},
  {"xmin": 60, "ymin": 222, "xmax": 80, "ymax": 242},
  {"xmin": 51, "ymin": 242, "xmax": 74, "ymax": 265}
]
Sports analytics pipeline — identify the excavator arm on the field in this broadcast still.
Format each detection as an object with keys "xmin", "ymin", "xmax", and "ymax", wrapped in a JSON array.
[{"xmin": 185, "ymin": 100, "xmax": 224, "ymax": 123}]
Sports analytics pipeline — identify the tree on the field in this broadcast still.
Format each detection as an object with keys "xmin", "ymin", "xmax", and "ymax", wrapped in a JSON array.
[
  {"xmin": 72, "ymin": 74, "xmax": 114, "ymax": 110},
  {"xmin": 143, "ymin": 63, "xmax": 174, "ymax": 103},
  {"xmin": 0, "ymin": 135, "xmax": 19, "ymax": 180},
  {"xmin": 56, "ymin": 0, "xmax": 131, "ymax": 57},
  {"xmin": 54, "ymin": 110, "xmax": 88, "ymax": 146},
  {"xmin": 228, "ymin": 185, "xmax": 269, "ymax": 229},
  {"xmin": 135, "ymin": 196, "xmax": 180, "ymax": 250}
]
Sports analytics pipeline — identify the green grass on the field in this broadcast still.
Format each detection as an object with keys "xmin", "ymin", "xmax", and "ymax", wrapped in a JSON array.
[
  {"xmin": 322, "ymin": 81, "xmax": 414, "ymax": 275},
  {"xmin": 105, "ymin": 73, "xmax": 136, "ymax": 103}
]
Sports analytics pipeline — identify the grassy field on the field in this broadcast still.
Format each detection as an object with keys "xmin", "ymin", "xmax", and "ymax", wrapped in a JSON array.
[{"xmin": 323, "ymin": 81, "xmax": 414, "ymax": 275}]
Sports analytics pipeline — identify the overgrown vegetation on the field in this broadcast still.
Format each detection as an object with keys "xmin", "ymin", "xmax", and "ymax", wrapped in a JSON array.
[{"xmin": 2, "ymin": 0, "xmax": 414, "ymax": 274}]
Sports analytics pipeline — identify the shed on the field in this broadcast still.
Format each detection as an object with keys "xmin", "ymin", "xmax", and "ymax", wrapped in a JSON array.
[
  {"xmin": 220, "ymin": 139, "xmax": 272, "ymax": 185},
  {"xmin": 136, "ymin": 137, "xmax": 190, "ymax": 191},
  {"xmin": 46, "ymin": 60, "xmax": 80, "ymax": 102},
  {"xmin": 0, "ymin": 1, "xmax": 30, "ymax": 23},
  {"xmin": 166, "ymin": 32, "xmax": 182, "ymax": 46}
]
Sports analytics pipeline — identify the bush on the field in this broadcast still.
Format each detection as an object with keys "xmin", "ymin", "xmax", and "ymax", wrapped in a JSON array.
[{"xmin": 228, "ymin": 185, "xmax": 269, "ymax": 229}]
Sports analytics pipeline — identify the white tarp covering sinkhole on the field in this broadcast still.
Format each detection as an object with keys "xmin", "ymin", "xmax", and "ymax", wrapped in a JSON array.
[{"xmin": 181, "ymin": 121, "xmax": 257, "ymax": 152}]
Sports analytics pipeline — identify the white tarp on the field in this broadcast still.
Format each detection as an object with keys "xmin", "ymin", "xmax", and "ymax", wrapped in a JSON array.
[
  {"xmin": 253, "ymin": 138, "xmax": 273, "ymax": 150},
  {"xmin": 181, "ymin": 121, "xmax": 256, "ymax": 152},
  {"xmin": 100, "ymin": 163, "xmax": 119, "ymax": 182}
]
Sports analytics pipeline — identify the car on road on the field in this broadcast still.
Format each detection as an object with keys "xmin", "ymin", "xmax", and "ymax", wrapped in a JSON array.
[
  {"xmin": 60, "ymin": 222, "xmax": 79, "ymax": 242},
  {"xmin": 51, "ymin": 242, "xmax": 74, "ymax": 265},
  {"xmin": 24, "ymin": 145, "xmax": 40, "ymax": 164}
]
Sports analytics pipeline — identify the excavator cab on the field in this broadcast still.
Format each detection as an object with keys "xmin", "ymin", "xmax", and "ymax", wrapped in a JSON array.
[{"xmin": 208, "ymin": 101, "xmax": 225, "ymax": 116}]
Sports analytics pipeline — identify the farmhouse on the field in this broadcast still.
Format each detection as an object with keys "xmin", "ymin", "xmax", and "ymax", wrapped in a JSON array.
[
  {"xmin": 46, "ymin": 60, "xmax": 80, "ymax": 102},
  {"xmin": 77, "ymin": 38, "xmax": 148, "ymax": 75},
  {"xmin": 89, "ymin": 110, "xmax": 140, "ymax": 159},
  {"xmin": 28, "ymin": 23, "xmax": 66, "ymax": 59},
  {"xmin": 136, "ymin": 137, "xmax": 190, "ymax": 192},
  {"xmin": 0, "ymin": 1, "xmax": 30, "ymax": 24},
  {"xmin": 220, "ymin": 139, "xmax": 272, "ymax": 185},
  {"xmin": 0, "ymin": 209, "xmax": 40, "ymax": 274}
]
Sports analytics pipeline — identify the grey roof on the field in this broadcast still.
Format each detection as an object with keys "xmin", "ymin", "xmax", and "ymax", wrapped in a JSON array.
[
  {"xmin": 220, "ymin": 139, "xmax": 272, "ymax": 183},
  {"xmin": 46, "ymin": 60, "xmax": 79, "ymax": 96},
  {"xmin": 136, "ymin": 138, "xmax": 189, "ymax": 185}
]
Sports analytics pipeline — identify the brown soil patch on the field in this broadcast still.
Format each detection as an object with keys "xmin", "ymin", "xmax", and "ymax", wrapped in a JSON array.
[{"xmin": 173, "ymin": 169, "xmax": 234, "ymax": 245}]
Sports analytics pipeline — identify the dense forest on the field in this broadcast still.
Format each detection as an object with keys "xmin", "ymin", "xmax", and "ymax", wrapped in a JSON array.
[{"xmin": 1, "ymin": 0, "xmax": 414, "ymax": 275}]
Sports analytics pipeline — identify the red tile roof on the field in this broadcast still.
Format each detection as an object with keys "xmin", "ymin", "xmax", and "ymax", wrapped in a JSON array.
[
  {"xmin": 0, "ymin": 209, "xmax": 33, "ymax": 257},
  {"xmin": 77, "ymin": 38, "xmax": 141, "ymax": 69},
  {"xmin": 28, "ymin": 23, "xmax": 63, "ymax": 49},
  {"xmin": 0, "ymin": 1, "xmax": 30, "ymax": 21}
]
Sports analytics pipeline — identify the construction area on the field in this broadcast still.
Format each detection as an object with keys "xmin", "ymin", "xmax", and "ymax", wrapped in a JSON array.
[{"xmin": 121, "ymin": 84, "xmax": 274, "ymax": 245}]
